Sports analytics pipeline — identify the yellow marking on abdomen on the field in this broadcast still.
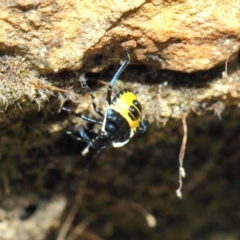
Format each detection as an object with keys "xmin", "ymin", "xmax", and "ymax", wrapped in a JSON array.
[{"xmin": 110, "ymin": 90, "xmax": 142, "ymax": 131}]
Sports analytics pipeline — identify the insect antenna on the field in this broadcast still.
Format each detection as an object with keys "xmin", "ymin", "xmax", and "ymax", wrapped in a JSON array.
[
  {"xmin": 107, "ymin": 50, "xmax": 130, "ymax": 104},
  {"xmin": 83, "ymin": 146, "xmax": 106, "ymax": 173},
  {"xmin": 77, "ymin": 147, "xmax": 105, "ymax": 183}
]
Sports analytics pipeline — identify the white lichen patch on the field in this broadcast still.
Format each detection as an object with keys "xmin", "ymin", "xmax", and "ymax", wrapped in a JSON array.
[{"xmin": 0, "ymin": 196, "xmax": 66, "ymax": 240}]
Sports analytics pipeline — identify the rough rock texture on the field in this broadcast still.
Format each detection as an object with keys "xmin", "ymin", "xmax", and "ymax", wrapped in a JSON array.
[
  {"xmin": 98, "ymin": 0, "xmax": 240, "ymax": 72},
  {"xmin": 1, "ymin": 56, "xmax": 240, "ymax": 240},
  {"xmin": 0, "ymin": 0, "xmax": 144, "ymax": 73},
  {"xmin": 1, "ymin": 90, "xmax": 240, "ymax": 240},
  {"xmin": 1, "ymin": 1, "xmax": 240, "ymax": 240},
  {"xmin": 0, "ymin": 196, "xmax": 66, "ymax": 240},
  {"xmin": 0, "ymin": 0, "xmax": 239, "ymax": 73}
]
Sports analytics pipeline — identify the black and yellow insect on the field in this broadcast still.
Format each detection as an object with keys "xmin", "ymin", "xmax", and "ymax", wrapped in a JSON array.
[{"xmin": 62, "ymin": 52, "xmax": 146, "ymax": 163}]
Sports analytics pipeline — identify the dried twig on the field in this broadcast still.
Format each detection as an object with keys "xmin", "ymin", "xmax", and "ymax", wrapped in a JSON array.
[
  {"xmin": 31, "ymin": 79, "xmax": 82, "ymax": 99},
  {"xmin": 57, "ymin": 184, "xmax": 85, "ymax": 240},
  {"xmin": 66, "ymin": 216, "xmax": 95, "ymax": 240},
  {"xmin": 176, "ymin": 115, "xmax": 187, "ymax": 198},
  {"xmin": 80, "ymin": 230, "xmax": 105, "ymax": 240},
  {"xmin": 129, "ymin": 201, "xmax": 156, "ymax": 227},
  {"xmin": 2, "ymin": 160, "xmax": 10, "ymax": 196}
]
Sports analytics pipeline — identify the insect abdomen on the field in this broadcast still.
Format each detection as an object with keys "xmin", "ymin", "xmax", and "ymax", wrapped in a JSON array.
[
  {"xmin": 104, "ymin": 109, "xmax": 131, "ymax": 143},
  {"xmin": 110, "ymin": 89, "xmax": 142, "ymax": 133}
]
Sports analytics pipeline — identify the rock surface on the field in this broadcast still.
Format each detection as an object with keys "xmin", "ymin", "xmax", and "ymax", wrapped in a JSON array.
[
  {"xmin": 0, "ymin": 1, "xmax": 240, "ymax": 239},
  {"xmin": 0, "ymin": 0, "xmax": 239, "ymax": 73}
]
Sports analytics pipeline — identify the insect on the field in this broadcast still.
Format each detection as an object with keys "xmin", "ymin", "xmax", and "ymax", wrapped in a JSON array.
[{"xmin": 62, "ymin": 52, "xmax": 147, "ymax": 167}]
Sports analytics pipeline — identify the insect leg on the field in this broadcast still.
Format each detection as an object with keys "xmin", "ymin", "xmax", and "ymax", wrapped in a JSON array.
[
  {"xmin": 65, "ymin": 131, "xmax": 90, "ymax": 143},
  {"xmin": 107, "ymin": 50, "xmax": 130, "ymax": 104},
  {"xmin": 61, "ymin": 107, "xmax": 102, "ymax": 125},
  {"xmin": 65, "ymin": 126, "xmax": 90, "ymax": 143},
  {"xmin": 85, "ymin": 85, "xmax": 104, "ymax": 118},
  {"xmin": 65, "ymin": 127, "xmax": 98, "ymax": 157},
  {"xmin": 84, "ymin": 146, "xmax": 106, "ymax": 172},
  {"xmin": 138, "ymin": 120, "xmax": 147, "ymax": 133},
  {"xmin": 78, "ymin": 146, "xmax": 106, "ymax": 183}
]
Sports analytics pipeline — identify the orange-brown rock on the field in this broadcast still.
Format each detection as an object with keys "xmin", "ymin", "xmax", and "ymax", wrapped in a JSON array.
[{"xmin": 0, "ymin": 0, "xmax": 239, "ymax": 73}]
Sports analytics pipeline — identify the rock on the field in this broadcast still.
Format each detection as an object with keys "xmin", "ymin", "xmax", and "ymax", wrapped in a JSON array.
[{"xmin": 0, "ymin": 0, "xmax": 239, "ymax": 73}]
